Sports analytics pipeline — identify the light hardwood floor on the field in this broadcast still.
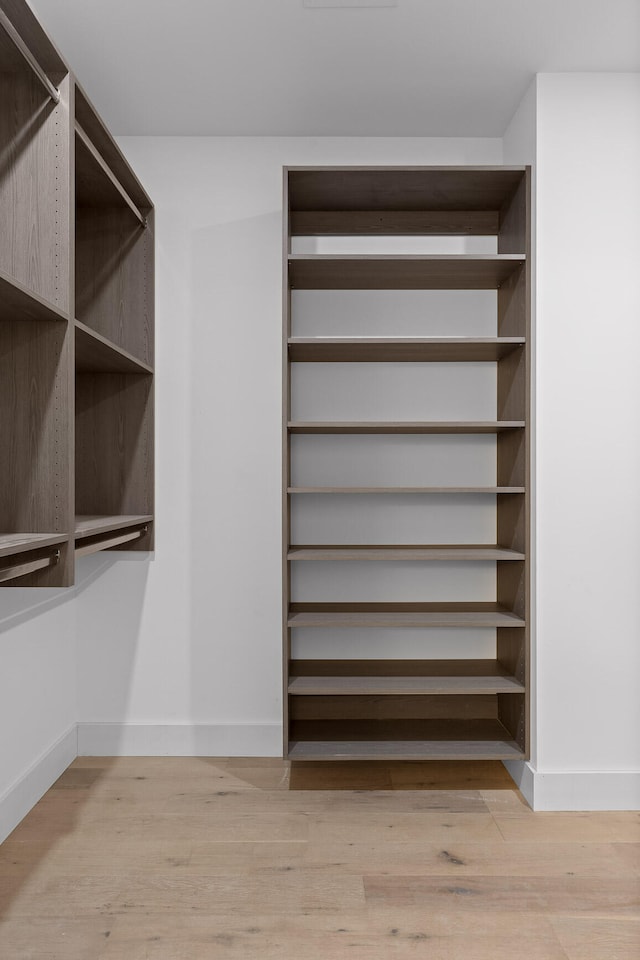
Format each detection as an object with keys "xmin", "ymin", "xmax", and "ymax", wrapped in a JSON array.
[{"xmin": 0, "ymin": 758, "xmax": 638, "ymax": 959}]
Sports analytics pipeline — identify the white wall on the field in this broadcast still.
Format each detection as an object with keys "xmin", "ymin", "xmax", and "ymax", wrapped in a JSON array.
[
  {"xmin": 74, "ymin": 136, "xmax": 502, "ymax": 755},
  {"xmin": 531, "ymin": 74, "xmax": 640, "ymax": 808},
  {"xmin": 0, "ymin": 593, "xmax": 76, "ymax": 841},
  {"xmin": 504, "ymin": 73, "xmax": 640, "ymax": 808}
]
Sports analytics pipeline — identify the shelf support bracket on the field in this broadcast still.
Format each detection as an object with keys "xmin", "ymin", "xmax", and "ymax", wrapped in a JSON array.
[{"xmin": 0, "ymin": 9, "xmax": 61, "ymax": 104}]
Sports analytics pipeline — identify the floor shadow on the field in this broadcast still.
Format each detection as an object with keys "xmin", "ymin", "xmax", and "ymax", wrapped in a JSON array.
[
  {"xmin": 289, "ymin": 759, "xmax": 519, "ymax": 792},
  {"xmin": 0, "ymin": 758, "xmax": 119, "ymax": 920}
]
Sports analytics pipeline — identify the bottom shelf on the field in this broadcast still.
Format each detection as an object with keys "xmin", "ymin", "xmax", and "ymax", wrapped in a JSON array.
[
  {"xmin": 0, "ymin": 534, "xmax": 67, "ymax": 585},
  {"xmin": 288, "ymin": 719, "xmax": 524, "ymax": 761},
  {"xmin": 75, "ymin": 515, "xmax": 153, "ymax": 557}
]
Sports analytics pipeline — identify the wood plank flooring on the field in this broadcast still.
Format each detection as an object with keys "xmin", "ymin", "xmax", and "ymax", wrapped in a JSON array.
[{"xmin": 0, "ymin": 758, "xmax": 638, "ymax": 959}]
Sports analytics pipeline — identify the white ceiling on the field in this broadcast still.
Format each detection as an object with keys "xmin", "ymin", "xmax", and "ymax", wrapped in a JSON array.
[{"xmin": 30, "ymin": 0, "xmax": 640, "ymax": 137}]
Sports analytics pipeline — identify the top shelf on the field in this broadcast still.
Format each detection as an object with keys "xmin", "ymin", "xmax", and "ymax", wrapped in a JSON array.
[
  {"xmin": 288, "ymin": 255, "xmax": 525, "ymax": 290},
  {"xmin": 75, "ymin": 123, "xmax": 147, "ymax": 225},
  {"xmin": 74, "ymin": 83, "xmax": 152, "ymax": 212},
  {"xmin": 287, "ymin": 167, "xmax": 526, "ymax": 223},
  {"xmin": 0, "ymin": 3, "xmax": 67, "ymax": 86}
]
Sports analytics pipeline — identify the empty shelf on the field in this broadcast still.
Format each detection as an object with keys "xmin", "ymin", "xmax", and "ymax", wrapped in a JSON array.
[
  {"xmin": 0, "ymin": 533, "xmax": 68, "ymax": 559},
  {"xmin": 287, "ymin": 167, "xmax": 527, "ymax": 222},
  {"xmin": 288, "ymin": 254, "xmax": 525, "ymax": 290},
  {"xmin": 288, "ymin": 486, "xmax": 525, "ymax": 494},
  {"xmin": 288, "ymin": 675, "xmax": 524, "ymax": 696},
  {"xmin": 288, "ymin": 545, "xmax": 525, "ymax": 561},
  {"xmin": 288, "ymin": 739, "xmax": 524, "ymax": 761},
  {"xmin": 288, "ymin": 337, "xmax": 525, "ymax": 362},
  {"xmin": 75, "ymin": 320, "xmax": 153, "ymax": 374},
  {"xmin": 75, "ymin": 515, "xmax": 153, "ymax": 540},
  {"xmin": 288, "ymin": 603, "xmax": 525, "ymax": 628},
  {"xmin": 0, "ymin": 268, "xmax": 69, "ymax": 323},
  {"xmin": 288, "ymin": 421, "xmax": 524, "ymax": 434},
  {"xmin": 288, "ymin": 718, "xmax": 524, "ymax": 760}
]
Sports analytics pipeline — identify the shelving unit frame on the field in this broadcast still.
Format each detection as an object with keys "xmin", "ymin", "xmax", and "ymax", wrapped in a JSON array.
[
  {"xmin": 0, "ymin": 0, "xmax": 154, "ymax": 585},
  {"xmin": 283, "ymin": 165, "xmax": 531, "ymax": 763}
]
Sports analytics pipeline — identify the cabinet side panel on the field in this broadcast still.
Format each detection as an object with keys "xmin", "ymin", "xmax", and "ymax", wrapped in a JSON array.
[
  {"xmin": 498, "ymin": 167, "xmax": 531, "ymax": 758},
  {"xmin": 283, "ymin": 169, "xmax": 291, "ymax": 756}
]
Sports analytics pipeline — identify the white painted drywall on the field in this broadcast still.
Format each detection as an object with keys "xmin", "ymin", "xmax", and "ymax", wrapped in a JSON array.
[
  {"xmin": 533, "ymin": 74, "xmax": 640, "ymax": 790},
  {"xmin": 0, "ymin": 592, "xmax": 76, "ymax": 840},
  {"xmin": 72, "ymin": 135, "xmax": 502, "ymax": 752}
]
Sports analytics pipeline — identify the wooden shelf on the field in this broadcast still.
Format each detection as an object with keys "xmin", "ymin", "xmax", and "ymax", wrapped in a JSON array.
[
  {"xmin": 288, "ymin": 254, "xmax": 525, "ymax": 290},
  {"xmin": 287, "ymin": 545, "xmax": 525, "ymax": 561},
  {"xmin": 75, "ymin": 320, "xmax": 153, "ymax": 374},
  {"xmin": 288, "ymin": 420, "xmax": 524, "ymax": 435},
  {"xmin": 75, "ymin": 82, "xmax": 153, "ymax": 213},
  {"xmin": 288, "ymin": 486, "xmax": 525, "ymax": 495},
  {"xmin": 289, "ymin": 675, "xmax": 524, "ymax": 696},
  {"xmin": 291, "ymin": 658, "xmax": 517, "ymax": 677},
  {"xmin": 0, "ymin": 268, "xmax": 69, "ymax": 323},
  {"xmin": 288, "ymin": 337, "xmax": 525, "ymax": 362},
  {"xmin": 0, "ymin": 533, "xmax": 68, "ymax": 559},
  {"xmin": 289, "ymin": 739, "xmax": 524, "ymax": 761},
  {"xmin": 288, "ymin": 718, "xmax": 524, "ymax": 761},
  {"xmin": 288, "ymin": 603, "xmax": 525, "ymax": 628},
  {"xmin": 75, "ymin": 515, "xmax": 153, "ymax": 540},
  {"xmin": 288, "ymin": 167, "xmax": 527, "ymax": 226}
]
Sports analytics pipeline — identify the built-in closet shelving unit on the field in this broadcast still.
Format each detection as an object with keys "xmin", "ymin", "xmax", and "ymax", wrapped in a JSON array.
[
  {"xmin": 283, "ymin": 166, "xmax": 530, "ymax": 761},
  {"xmin": 0, "ymin": 0, "xmax": 154, "ymax": 586}
]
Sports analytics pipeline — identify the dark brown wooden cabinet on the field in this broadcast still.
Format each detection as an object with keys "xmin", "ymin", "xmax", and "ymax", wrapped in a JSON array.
[
  {"xmin": 283, "ymin": 165, "xmax": 530, "ymax": 761},
  {"xmin": 0, "ymin": 0, "xmax": 154, "ymax": 586}
]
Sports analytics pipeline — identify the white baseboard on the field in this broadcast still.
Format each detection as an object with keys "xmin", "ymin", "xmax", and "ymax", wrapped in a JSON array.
[
  {"xmin": 77, "ymin": 722, "xmax": 282, "ymax": 757},
  {"xmin": 504, "ymin": 760, "xmax": 640, "ymax": 811},
  {"xmin": 0, "ymin": 725, "xmax": 77, "ymax": 844}
]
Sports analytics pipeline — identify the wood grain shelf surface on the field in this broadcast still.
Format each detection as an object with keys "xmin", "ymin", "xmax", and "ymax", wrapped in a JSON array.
[
  {"xmin": 288, "ymin": 420, "xmax": 524, "ymax": 434},
  {"xmin": 75, "ymin": 514, "xmax": 153, "ymax": 540},
  {"xmin": 288, "ymin": 486, "xmax": 525, "ymax": 495},
  {"xmin": 287, "ymin": 544, "xmax": 526, "ymax": 561},
  {"xmin": 288, "ymin": 602, "xmax": 525, "ymax": 628},
  {"xmin": 75, "ymin": 319, "xmax": 153, "ymax": 374},
  {"xmin": 0, "ymin": 532, "xmax": 68, "ymax": 559},
  {"xmin": 287, "ymin": 166, "xmax": 528, "ymax": 216},
  {"xmin": 288, "ymin": 337, "xmax": 525, "ymax": 362},
  {"xmin": 288, "ymin": 254, "xmax": 525, "ymax": 290},
  {"xmin": 0, "ymin": 267, "xmax": 69, "ymax": 323},
  {"xmin": 288, "ymin": 675, "xmax": 524, "ymax": 696},
  {"xmin": 288, "ymin": 737, "xmax": 525, "ymax": 761},
  {"xmin": 291, "ymin": 657, "xmax": 516, "ymax": 677}
]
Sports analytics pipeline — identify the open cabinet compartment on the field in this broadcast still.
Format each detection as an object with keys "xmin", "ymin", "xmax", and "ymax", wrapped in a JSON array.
[
  {"xmin": 73, "ymin": 85, "xmax": 155, "ymax": 555},
  {"xmin": 283, "ymin": 165, "xmax": 530, "ymax": 761}
]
